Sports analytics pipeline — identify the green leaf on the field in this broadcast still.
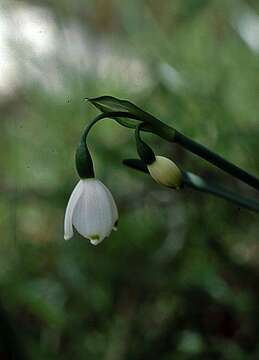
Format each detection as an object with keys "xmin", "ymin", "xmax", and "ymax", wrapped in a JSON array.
[{"xmin": 87, "ymin": 95, "xmax": 160, "ymax": 125}]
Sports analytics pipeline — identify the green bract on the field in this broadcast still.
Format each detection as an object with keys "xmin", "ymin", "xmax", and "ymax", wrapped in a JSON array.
[
  {"xmin": 88, "ymin": 96, "xmax": 176, "ymax": 140},
  {"xmin": 87, "ymin": 95, "xmax": 160, "ymax": 125}
]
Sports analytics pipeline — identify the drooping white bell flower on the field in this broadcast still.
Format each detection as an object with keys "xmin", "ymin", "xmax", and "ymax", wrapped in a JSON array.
[{"xmin": 64, "ymin": 179, "xmax": 118, "ymax": 245}]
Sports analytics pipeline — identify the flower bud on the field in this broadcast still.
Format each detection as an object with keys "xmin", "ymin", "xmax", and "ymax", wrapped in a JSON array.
[{"xmin": 147, "ymin": 156, "xmax": 183, "ymax": 189}]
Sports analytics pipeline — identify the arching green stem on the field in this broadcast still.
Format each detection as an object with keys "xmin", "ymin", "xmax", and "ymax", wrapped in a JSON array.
[
  {"xmin": 135, "ymin": 123, "xmax": 156, "ymax": 165},
  {"xmin": 76, "ymin": 111, "xmax": 145, "ymax": 178},
  {"xmin": 81, "ymin": 111, "xmax": 143, "ymax": 142}
]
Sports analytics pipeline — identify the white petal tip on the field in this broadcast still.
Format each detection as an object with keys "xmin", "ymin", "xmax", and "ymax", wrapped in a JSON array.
[
  {"xmin": 89, "ymin": 234, "xmax": 103, "ymax": 246},
  {"xmin": 64, "ymin": 234, "xmax": 72, "ymax": 240},
  {"xmin": 90, "ymin": 238, "xmax": 103, "ymax": 246}
]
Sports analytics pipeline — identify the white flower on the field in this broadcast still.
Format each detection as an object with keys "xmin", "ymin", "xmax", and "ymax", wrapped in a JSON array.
[
  {"xmin": 64, "ymin": 179, "xmax": 118, "ymax": 245},
  {"xmin": 147, "ymin": 156, "xmax": 183, "ymax": 189}
]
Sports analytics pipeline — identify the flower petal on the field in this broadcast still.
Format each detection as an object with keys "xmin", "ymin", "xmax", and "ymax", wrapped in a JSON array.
[
  {"xmin": 64, "ymin": 180, "xmax": 83, "ymax": 240},
  {"xmin": 90, "ymin": 237, "xmax": 104, "ymax": 246},
  {"xmin": 99, "ymin": 181, "xmax": 119, "ymax": 227},
  {"xmin": 72, "ymin": 179, "xmax": 115, "ymax": 242}
]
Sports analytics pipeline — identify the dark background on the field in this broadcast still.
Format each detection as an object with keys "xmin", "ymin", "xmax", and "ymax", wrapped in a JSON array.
[{"xmin": 1, "ymin": 0, "xmax": 259, "ymax": 358}]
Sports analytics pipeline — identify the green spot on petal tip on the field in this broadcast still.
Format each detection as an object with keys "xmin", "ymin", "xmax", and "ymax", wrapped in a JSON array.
[{"xmin": 90, "ymin": 234, "xmax": 100, "ymax": 240}]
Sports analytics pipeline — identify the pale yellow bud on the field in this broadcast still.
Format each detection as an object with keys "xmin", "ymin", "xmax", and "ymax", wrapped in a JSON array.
[{"xmin": 147, "ymin": 156, "xmax": 183, "ymax": 189}]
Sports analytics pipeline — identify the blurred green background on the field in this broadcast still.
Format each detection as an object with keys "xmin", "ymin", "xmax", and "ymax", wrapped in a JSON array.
[{"xmin": 1, "ymin": 0, "xmax": 259, "ymax": 358}]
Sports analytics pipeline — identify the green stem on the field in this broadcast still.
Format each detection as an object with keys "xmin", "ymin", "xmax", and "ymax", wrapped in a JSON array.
[
  {"xmin": 135, "ymin": 123, "xmax": 156, "ymax": 165},
  {"xmin": 175, "ymin": 131, "xmax": 259, "ymax": 191},
  {"xmin": 183, "ymin": 171, "xmax": 259, "ymax": 213},
  {"xmin": 77, "ymin": 111, "xmax": 144, "ymax": 178},
  {"xmin": 81, "ymin": 111, "xmax": 143, "ymax": 142}
]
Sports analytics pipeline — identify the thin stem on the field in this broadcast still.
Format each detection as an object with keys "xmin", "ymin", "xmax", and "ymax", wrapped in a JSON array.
[
  {"xmin": 77, "ymin": 111, "xmax": 144, "ymax": 178},
  {"xmin": 175, "ymin": 131, "xmax": 259, "ymax": 192},
  {"xmin": 135, "ymin": 123, "xmax": 156, "ymax": 165},
  {"xmin": 82, "ymin": 111, "xmax": 143, "ymax": 143},
  {"xmin": 183, "ymin": 172, "xmax": 259, "ymax": 213}
]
